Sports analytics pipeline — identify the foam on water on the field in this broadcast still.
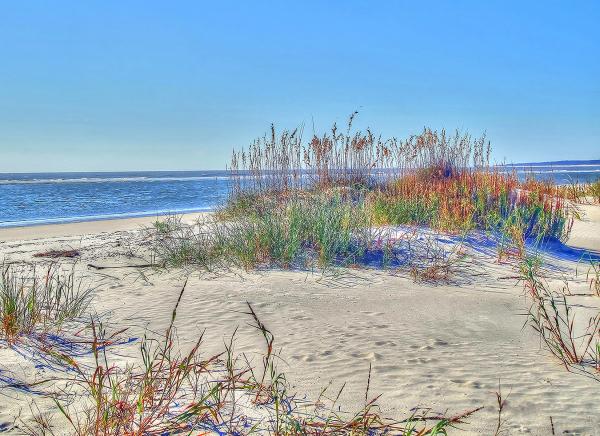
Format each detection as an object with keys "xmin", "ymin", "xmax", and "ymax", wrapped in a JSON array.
[
  {"xmin": 497, "ymin": 159, "xmax": 600, "ymax": 184},
  {"xmin": 0, "ymin": 176, "xmax": 232, "ymax": 185}
]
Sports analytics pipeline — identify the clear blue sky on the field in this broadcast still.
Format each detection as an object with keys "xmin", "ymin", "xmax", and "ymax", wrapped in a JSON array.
[{"xmin": 1, "ymin": 1, "xmax": 598, "ymax": 172}]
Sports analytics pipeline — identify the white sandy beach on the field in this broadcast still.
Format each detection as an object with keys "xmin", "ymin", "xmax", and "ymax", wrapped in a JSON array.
[
  {"xmin": 2, "ymin": 1, "xmax": 597, "ymax": 434},
  {"xmin": 567, "ymin": 203, "xmax": 600, "ymax": 253},
  {"xmin": 0, "ymin": 207, "xmax": 599, "ymax": 435}
]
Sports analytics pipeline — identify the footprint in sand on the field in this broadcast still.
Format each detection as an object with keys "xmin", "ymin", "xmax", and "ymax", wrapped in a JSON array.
[
  {"xmin": 374, "ymin": 340, "xmax": 396, "ymax": 347},
  {"xmin": 360, "ymin": 311, "xmax": 384, "ymax": 317}
]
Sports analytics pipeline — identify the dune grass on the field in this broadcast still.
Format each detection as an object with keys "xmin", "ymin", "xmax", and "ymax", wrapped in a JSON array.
[
  {"xmin": 227, "ymin": 119, "xmax": 573, "ymax": 261},
  {"xmin": 530, "ymin": 176, "xmax": 600, "ymax": 205},
  {"xmin": 0, "ymin": 263, "xmax": 93, "ymax": 344},
  {"xmin": 151, "ymin": 195, "xmax": 374, "ymax": 270},
  {"xmin": 519, "ymin": 255, "xmax": 600, "ymax": 376},
  {"xmin": 227, "ymin": 117, "xmax": 572, "ymax": 243},
  {"xmin": 150, "ymin": 117, "xmax": 574, "ymax": 275},
  {"xmin": 587, "ymin": 178, "xmax": 600, "ymax": 203},
  {"xmin": 148, "ymin": 205, "xmax": 470, "ymax": 285},
  {"xmin": 587, "ymin": 261, "xmax": 600, "ymax": 297}
]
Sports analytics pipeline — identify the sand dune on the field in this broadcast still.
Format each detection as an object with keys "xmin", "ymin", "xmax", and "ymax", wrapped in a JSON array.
[{"xmin": 0, "ymin": 206, "xmax": 599, "ymax": 435}]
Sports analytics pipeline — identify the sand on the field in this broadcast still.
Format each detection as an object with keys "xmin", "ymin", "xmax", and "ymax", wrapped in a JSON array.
[
  {"xmin": 0, "ymin": 208, "xmax": 599, "ymax": 435},
  {"xmin": 0, "ymin": 212, "xmax": 210, "ymax": 242},
  {"xmin": 567, "ymin": 203, "xmax": 600, "ymax": 253}
]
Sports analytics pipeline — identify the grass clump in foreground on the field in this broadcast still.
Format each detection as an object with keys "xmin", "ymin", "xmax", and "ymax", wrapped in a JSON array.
[
  {"xmin": 0, "ymin": 263, "xmax": 93, "ymax": 344},
  {"xmin": 150, "ymin": 116, "xmax": 574, "ymax": 272},
  {"xmin": 24, "ymin": 284, "xmax": 480, "ymax": 435},
  {"xmin": 520, "ymin": 256, "xmax": 600, "ymax": 377}
]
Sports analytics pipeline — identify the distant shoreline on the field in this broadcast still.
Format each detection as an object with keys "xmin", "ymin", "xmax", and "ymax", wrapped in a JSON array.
[
  {"xmin": 0, "ymin": 212, "xmax": 209, "ymax": 242},
  {"xmin": 498, "ymin": 159, "xmax": 600, "ymax": 166},
  {"xmin": 0, "ymin": 207, "xmax": 214, "ymax": 229}
]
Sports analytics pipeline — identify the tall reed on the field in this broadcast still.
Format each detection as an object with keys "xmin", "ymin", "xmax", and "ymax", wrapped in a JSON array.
[{"xmin": 230, "ymin": 116, "xmax": 491, "ymax": 196}]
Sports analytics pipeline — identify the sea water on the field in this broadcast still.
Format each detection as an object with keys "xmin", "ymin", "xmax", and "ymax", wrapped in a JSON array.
[
  {"xmin": 1, "ymin": 161, "xmax": 598, "ymax": 227},
  {"xmin": 0, "ymin": 171, "xmax": 230, "ymax": 227}
]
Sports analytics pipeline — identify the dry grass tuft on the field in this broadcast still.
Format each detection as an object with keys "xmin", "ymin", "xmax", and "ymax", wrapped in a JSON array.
[
  {"xmin": 519, "ymin": 256, "xmax": 600, "ymax": 376},
  {"xmin": 0, "ymin": 263, "xmax": 92, "ymax": 344}
]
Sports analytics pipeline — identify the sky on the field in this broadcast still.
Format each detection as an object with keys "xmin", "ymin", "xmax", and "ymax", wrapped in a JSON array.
[{"xmin": 0, "ymin": 1, "xmax": 598, "ymax": 172}]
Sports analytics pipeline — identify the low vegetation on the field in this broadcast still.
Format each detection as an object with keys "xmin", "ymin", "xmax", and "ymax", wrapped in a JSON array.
[
  {"xmin": 533, "ymin": 177, "xmax": 600, "ymax": 205},
  {"xmin": 150, "ymin": 116, "xmax": 575, "ymax": 273},
  {"xmin": 587, "ymin": 261, "xmax": 600, "ymax": 296},
  {"xmin": 0, "ymin": 263, "xmax": 93, "ymax": 344},
  {"xmin": 520, "ymin": 256, "xmax": 600, "ymax": 376},
  {"xmin": 149, "ymin": 211, "xmax": 471, "ymax": 285},
  {"xmin": 587, "ymin": 178, "xmax": 600, "ymax": 203}
]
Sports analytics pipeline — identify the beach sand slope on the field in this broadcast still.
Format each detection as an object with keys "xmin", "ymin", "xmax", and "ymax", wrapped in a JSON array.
[{"xmin": 0, "ymin": 208, "xmax": 599, "ymax": 435}]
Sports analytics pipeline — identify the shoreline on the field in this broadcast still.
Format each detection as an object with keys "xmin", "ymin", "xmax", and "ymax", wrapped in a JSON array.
[
  {"xmin": 0, "ymin": 211, "xmax": 209, "ymax": 242},
  {"xmin": 0, "ymin": 207, "xmax": 214, "ymax": 229}
]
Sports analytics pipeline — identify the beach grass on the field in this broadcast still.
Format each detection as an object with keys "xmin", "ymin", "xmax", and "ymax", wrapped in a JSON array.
[
  {"xmin": 587, "ymin": 178, "xmax": 600, "ymax": 203},
  {"xmin": 537, "ymin": 177, "xmax": 600, "ymax": 205},
  {"xmin": 587, "ymin": 261, "xmax": 600, "ymax": 297},
  {"xmin": 150, "ymin": 117, "xmax": 574, "ymax": 274},
  {"xmin": 227, "ymin": 118, "xmax": 572, "ymax": 242},
  {"xmin": 0, "ymin": 263, "xmax": 93, "ymax": 344},
  {"xmin": 520, "ymin": 255, "xmax": 600, "ymax": 375},
  {"xmin": 148, "ymin": 205, "xmax": 471, "ymax": 284}
]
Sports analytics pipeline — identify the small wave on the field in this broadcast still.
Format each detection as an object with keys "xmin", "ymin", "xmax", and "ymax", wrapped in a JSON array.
[
  {"xmin": 0, "ymin": 176, "xmax": 232, "ymax": 185},
  {"xmin": 498, "ymin": 164, "xmax": 600, "ymax": 168},
  {"xmin": 0, "ymin": 207, "xmax": 215, "ymax": 228},
  {"xmin": 498, "ymin": 169, "xmax": 600, "ymax": 174}
]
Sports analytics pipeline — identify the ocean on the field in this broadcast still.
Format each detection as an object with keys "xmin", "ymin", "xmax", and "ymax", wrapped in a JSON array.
[
  {"xmin": 0, "ymin": 171, "xmax": 230, "ymax": 227},
  {"xmin": 1, "ymin": 161, "xmax": 598, "ymax": 228},
  {"xmin": 499, "ymin": 160, "xmax": 600, "ymax": 184}
]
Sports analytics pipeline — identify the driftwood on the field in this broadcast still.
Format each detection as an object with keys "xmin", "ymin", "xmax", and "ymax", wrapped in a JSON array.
[
  {"xmin": 87, "ymin": 263, "xmax": 156, "ymax": 270},
  {"xmin": 33, "ymin": 249, "xmax": 80, "ymax": 258}
]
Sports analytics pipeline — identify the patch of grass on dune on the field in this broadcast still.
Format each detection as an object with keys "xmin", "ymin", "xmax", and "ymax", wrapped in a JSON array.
[
  {"xmin": 149, "ymin": 195, "xmax": 373, "ymax": 270},
  {"xmin": 366, "ymin": 170, "xmax": 570, "ymax": 242},
  {"xmin": 150, "ymin": 116, "xmax": 574, "ymax": 273},
  {"xmin": 0, "ymin": 263, "xmax": 93, "ymax": 344},
  {"xmin": 587, "ymin": 178, "xmax": 600, "ymax": 203},
  {"xmin": 149, "ymin": 196, "xmax": 473, "ymax": 282},
  {"xmin": 519, "ymin": 255, "xmax": 600, "ymax": 377}
]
